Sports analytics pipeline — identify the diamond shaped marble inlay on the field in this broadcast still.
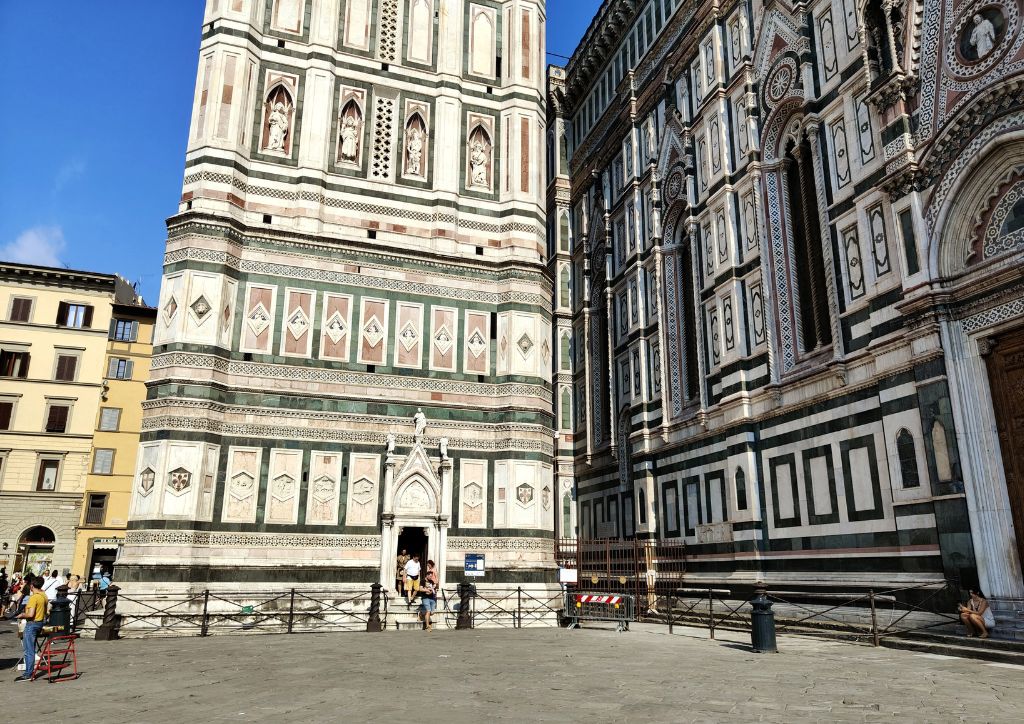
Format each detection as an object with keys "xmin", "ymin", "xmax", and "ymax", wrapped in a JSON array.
[
  {"xmin": 247, "ymin": 302, "xmax": 271, "ymax": 337},
  {"xmin": 363, "ymin": 316, "xmax": 384, "ymax": 348},
  {"xmin": 517, "ymin": 332, "xmax": 534, "ymax": 358},
  {"xmin": 163, "ymin": 296, "xmax": 178, "ymax": 322},
  {"xmin": 399, "ymin": 321, "xmax": 419, "ymax": 351},
  {"xmin": 325, "ymin": 312, "xmax": 348, "ymax": 344},
  {"xmin": 434, "ymin": 324, "xmax": 453, "ymax": 355},
  {"xmin": 468, "ymin": 329, "xmax": 487, "ymax": 358},
  {"xmin": 287, "ymin": 308, "xmax": 310, "ymax": 340},
  {"xmin": 190, "ymin": 295, "xmax": 212, "ymax": 322}
]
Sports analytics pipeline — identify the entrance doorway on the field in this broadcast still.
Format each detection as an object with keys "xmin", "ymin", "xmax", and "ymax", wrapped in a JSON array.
[
  {"xmin": 985, "ymin": 324, "xmax": 1024, "ymax": 578},
  {"xmin": 397, "ymin": 526, "xmax": 428, "ymax": 565}
]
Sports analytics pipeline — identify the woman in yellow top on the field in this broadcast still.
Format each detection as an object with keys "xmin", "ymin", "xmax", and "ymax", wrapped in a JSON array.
[{"xmin": 14, "ymin": 576, "xmax": 47, "ymax": 682}]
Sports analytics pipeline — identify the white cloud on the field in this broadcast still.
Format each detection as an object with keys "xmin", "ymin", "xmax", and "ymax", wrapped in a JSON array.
[
  {"xmin": 53, "ymin": 158, "xmax": 87, "ymax": 195},
  {"xmin": 0, "ymin": 226, "xmax": 67, "ymax": 268}
]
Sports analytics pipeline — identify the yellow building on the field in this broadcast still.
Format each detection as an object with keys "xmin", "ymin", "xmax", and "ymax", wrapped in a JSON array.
[
  {"xmin": 72, "ymin": 302, "xmax": 156, "ymax": 579},
  {"xmin": 0, "ymin": 262, "xmax": 143, "ymax": 577}
]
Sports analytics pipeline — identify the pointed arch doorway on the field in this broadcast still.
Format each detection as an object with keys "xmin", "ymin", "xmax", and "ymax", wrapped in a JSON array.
[{"xmin": 379, "ymin": 442, "xmax": 452, "ymax": 590}]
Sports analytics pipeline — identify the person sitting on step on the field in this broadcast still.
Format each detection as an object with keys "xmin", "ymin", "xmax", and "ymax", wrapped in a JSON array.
[{"xmin": 958, "ymin": 589, "xmax": 996, "ymax": 639}]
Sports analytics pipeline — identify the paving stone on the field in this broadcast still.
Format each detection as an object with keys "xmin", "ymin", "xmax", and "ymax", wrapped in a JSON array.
[{"xmin": 2, "ymin": 622, "xmax": 1023, "ymax": 722}]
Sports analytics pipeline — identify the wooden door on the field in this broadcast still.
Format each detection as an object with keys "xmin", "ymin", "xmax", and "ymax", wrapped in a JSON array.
[{"xmin": 986, "ymin": 326, "xmax": 1024, "ymax": 577}]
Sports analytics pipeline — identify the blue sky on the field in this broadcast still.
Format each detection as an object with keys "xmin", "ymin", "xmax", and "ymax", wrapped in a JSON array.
[{"xmin": 0, "ymin": 1, "xmax": 599, "ymax": 303}]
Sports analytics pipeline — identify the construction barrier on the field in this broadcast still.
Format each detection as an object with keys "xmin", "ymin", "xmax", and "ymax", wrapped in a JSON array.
[{"xmin": 565, "ymin": 592, "xmax": 635, "ymax": 632}]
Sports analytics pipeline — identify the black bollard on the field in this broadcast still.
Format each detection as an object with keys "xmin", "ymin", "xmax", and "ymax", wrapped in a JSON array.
[
  {"xmin": 455, "ymin": 583, "xmax": 475, "ymax": 630},
  {"xmin": 366, "ymin": 583, "xmax": 384, "ymax": 632},
  {"xmin": 749, "ymin": 584, "xmax": 778, "ymax": 653},
  {"xmin": 49, "ymin": 584, "xmax": 72, "ymax": 633},
  {"xmin": 95, "ymin": 585, "xmax": 122, "ymax": 641}
]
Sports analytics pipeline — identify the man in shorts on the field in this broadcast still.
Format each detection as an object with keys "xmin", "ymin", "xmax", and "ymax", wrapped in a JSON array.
[
  {"xmin": 395, "ymin": 549, "xmax": 410, "ymax": 596},
  {"xmin": 420, "ymin": 560, "xmax": 438, "ymax": 631},
  {"xmin": 403, "ymin": 554, "xmax": 421, "ymax": 607}
]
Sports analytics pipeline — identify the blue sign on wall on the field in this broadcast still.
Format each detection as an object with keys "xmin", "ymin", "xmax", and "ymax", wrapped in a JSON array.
[{"xmin": 465, "ymin": 553, "xmax": 485, "ymax": 577}]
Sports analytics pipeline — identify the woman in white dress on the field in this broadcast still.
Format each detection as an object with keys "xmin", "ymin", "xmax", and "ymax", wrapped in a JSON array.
[{"xmin": 958, "ymin": 589, "xmax": 996, "ymax": 638}]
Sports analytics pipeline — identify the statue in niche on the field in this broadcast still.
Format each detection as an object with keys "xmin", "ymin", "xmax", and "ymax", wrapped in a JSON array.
[
  {"xmin": 386, "ymin": 433, "xmax": 396, "ymax": 456},
  {"xmin": 266, "ymin": 98, "xmax": 292, "ymax": 152},
  {"xmin": 469, "ymin": 128, "xmax": 491, "ymax": 188},
  {"xmin": 406, "ymin": 127, "xmax": 424, "ymax": 176},
  {"xmin": 413, "ymin": 407, "xmax": 427, "ymax": 441},
  {"xmin": 340, "ymin": 114, "xmax": 361, "ymax": 162},
  {"xmin": 970, "ymin": 13, "xmax": 997, "ymax": 59},
  {"xmin": 439, "ymin": 437, "xmax": 449, "ymax": 460}
]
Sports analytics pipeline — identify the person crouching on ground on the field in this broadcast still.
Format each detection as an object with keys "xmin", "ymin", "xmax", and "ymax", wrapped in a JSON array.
[
  {"xmin": 958, "ymin": 589, "xmax": 996, "ymax": 639},
  {"xmin": 419, "ymin": 560, "xmax": 438, "ymax": 632},
  {"xmin": 14, "ymin": 576, "xmax": 47, "ymax": 682},
  {"xmin": 404, "ymin": 554, "xmax": 421, "ymax": 607}
]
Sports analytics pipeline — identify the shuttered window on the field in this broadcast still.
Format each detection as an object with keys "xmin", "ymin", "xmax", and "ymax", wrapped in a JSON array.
[
  {"xmin": 57, "ymin": 302, "xmax": 93, "ymax": 328},
  {"xmin": 0, "ymin": 401, "xmax": 13, "ymax": 430},
  {"xmin": 98, "ymin": 407, "xmax": 121, "ymax": 432},
  {"xmin": 110, "ymin": 318, "xmax": 139, "ymax": 342},
  {"xmin": 107, "ymin": 357, "xmax": 134, "ymax": 380},
  {"xmin": 9, "ymin": 297, "xmax": 32, "ymax": 322},
  {"xmin": 45, "ymin": 404, "xmax": 70, "ymax": 433},
  {"xmin": 54, "ymin": 354, "xmax": 78, "ymax": 381},
  {"xmin": 92, "ymin": 449, "xmax": 115, "ymax": 475},
  {"xmin": 85, "ymin": 493, "xmax": 108, "ymax": 525},
  {"xmin": 0, "ymin": 350, "xmax": 30, "ymax": 378}
]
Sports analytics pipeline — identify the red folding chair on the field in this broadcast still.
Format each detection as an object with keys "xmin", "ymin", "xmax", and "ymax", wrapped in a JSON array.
[{"xmin": 32, "ymin": 633, "xmax": 80, "ymax": 683}]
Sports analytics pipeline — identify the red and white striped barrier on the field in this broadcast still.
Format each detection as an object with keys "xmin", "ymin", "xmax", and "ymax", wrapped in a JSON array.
[{"xmin": 575, "ymin": 594, "xmax": 623, "ymax": 605}]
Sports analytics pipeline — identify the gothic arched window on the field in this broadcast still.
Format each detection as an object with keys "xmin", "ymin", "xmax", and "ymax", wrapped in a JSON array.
[
  {"xmin": 735, "ymin": 467, "xmax": 748, "ymax": 511},
  {"xmin": 784, "ymin": 137, "xmax": 832, "ymax": 354},
  {"xmin": 681, "ymin": 236, "xmax": 700, "ymax": 401},
  {"xmin": 896, "ymin": 429, "xmax": 920, "ymax": 489}
]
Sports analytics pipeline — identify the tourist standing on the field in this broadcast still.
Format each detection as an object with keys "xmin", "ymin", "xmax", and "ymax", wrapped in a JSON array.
[
  {"xmin": 404, "ymin": 554, "xmax": 421, "ymax": 606},
  {"xmin": 396, "ymin": 549, "xmax": 410, "ymax": 596},
  {"xmin": 14, "ymin": 576, "xmax": 47, "ymax": 682},
  {"xmin": 98, "ymin": 570, "xmax": 111, "ymax": 594},
  {"xmin": 41, "ymin": 570, "xmax": 62, "ymax": 602},
  {"xmin": 420, "ymin": 560, "xmax": 438, "ymax": 632}
]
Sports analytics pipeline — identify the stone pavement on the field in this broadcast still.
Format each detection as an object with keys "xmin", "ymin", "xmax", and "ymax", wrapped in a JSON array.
[{"xmin": 1, "ymin": 619, "xmax": 1021, "ymax": 722}]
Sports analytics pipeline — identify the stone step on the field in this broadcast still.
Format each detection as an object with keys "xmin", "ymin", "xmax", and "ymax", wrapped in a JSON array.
[{"xmin": 880, "ymin": 636, "xmax": 1024, "ymax": 666}]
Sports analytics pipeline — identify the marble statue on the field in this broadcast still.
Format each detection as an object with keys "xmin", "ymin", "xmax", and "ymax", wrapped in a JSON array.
[
  {"xmin": 439, "ymin": 437, "xmax": 449, "ymax": 460},
  {"xmin": 470, "ymin": 140, "xmax": 489, "ymax": 187},
  {"xmin": 970, "ymin": 14, "xmax": 997, "ymax": 59},
  {"xmin": 413, "ymin": 408, "xmax": 427, "ymax": 440},
  {"xmin": 340, "ymin": 115, "xmax": 360, "ymax": 161},
  {"xmin": 386, "ymin": 433, "xmax": 396, "ymax": 455},
  {"xmin": 267, "ymin": 101, "xmax": 291, "ymax": 152},
  {"xmin": 407, "ymin": 128, "xmax": 424, "ymax": 176}
]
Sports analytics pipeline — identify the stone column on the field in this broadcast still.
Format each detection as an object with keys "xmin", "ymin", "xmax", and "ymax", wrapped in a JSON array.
[
  {"xmin": 941, "ymin": 320, "xmax": 1024, "ymax": 600},
  {"xmin": 379, "ymin": 454, "xmax": 398, "ymax": 588},
  {"xmin": 437, "ymin": 455, "xmax": 453, "ymax": 587}
]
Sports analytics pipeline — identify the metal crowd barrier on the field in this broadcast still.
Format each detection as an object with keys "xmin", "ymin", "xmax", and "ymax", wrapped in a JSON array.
[{"xmin": 565, "ymin": 592, "xmax": 636, "ymax": 632}]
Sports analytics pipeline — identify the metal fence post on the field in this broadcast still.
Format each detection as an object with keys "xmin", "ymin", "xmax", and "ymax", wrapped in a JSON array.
[
  {"xmin": 200, "ymin": 590, "xmax": 210, "ymax": 637},
  {"xmin": 287, "ymin": 588, "xmax": 296, "ymax": 633},
  {"xmin": 708, "ymin": 588, "xmax": 715, "ymax": 640},
  {"xmin": 456, "ymin": 583, "xmax": 474, "ymax": 629},
  {"xmin": 869, "ymin": 590, "xmax": 879, "ymax": 647},
  {"xmin": 669, "ymin": 592, "xmax": 676, "ymax": 635},
  {"xmin": 366, "ymin": 583, "xmax": 384, "ymax": 632},
  {"xmin": 517, "ymin": 586, "xmax": 523, "ymax": 629},
  {"xmin": 95, "ymin": 585, "xmax": 121, "ymax": 641}
]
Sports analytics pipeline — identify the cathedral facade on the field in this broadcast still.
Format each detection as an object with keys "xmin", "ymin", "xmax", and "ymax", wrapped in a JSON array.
[
  {"xmin": 553, "ymin": 0, "xmax": 1024, "ymax": 616},
  {"xmin": 119, "ymin": 0, "xmax": 559, "ymax": 592}
]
